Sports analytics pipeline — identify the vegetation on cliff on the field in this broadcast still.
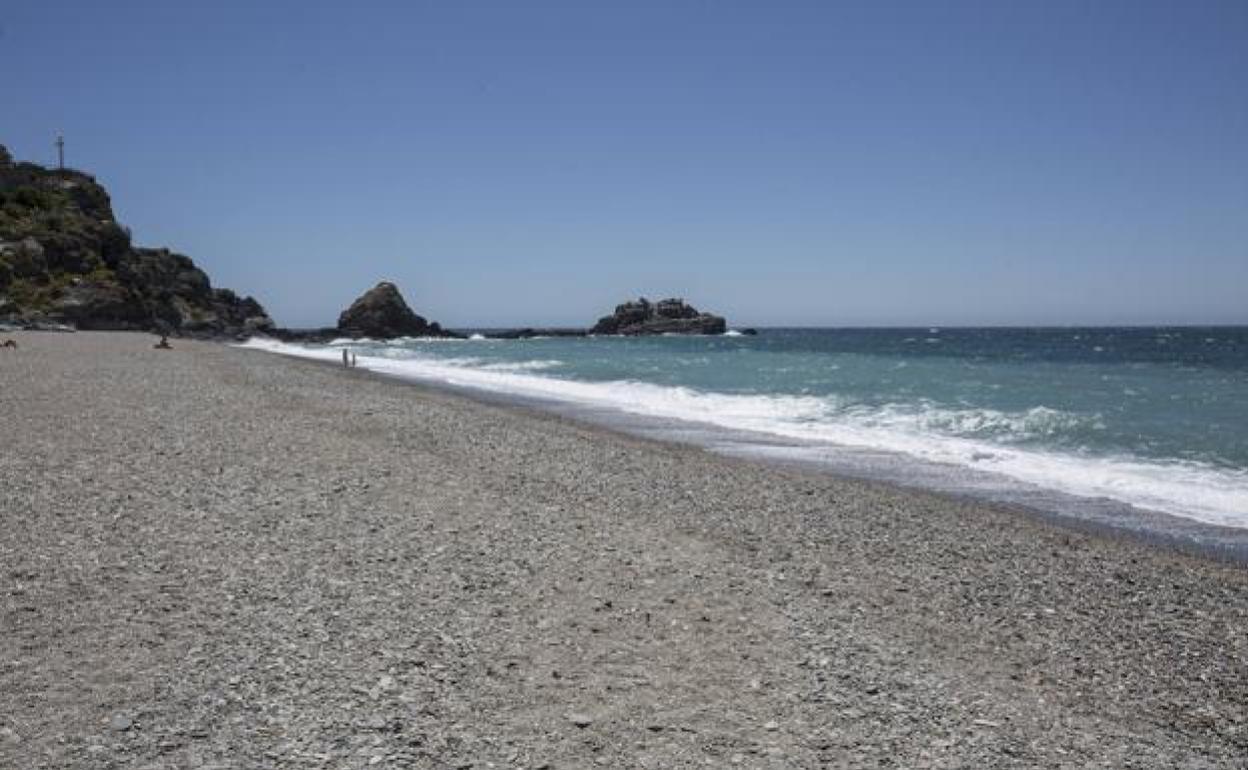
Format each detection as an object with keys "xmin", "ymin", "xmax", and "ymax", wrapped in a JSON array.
[{"xmin": 0, "ymin": 144, "xmax": 272, "ymax": 335}]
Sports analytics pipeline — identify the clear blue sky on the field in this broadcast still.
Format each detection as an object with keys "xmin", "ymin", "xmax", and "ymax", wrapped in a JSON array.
[{"xmin": 3, "ymin": 0, "xmax": 1245, "ymax": 327}]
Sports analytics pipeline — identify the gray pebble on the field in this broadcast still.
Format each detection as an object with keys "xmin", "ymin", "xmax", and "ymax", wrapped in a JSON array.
[{"xmin": 568, "ymin": 713, "xmax": 593, "ymax": 728}]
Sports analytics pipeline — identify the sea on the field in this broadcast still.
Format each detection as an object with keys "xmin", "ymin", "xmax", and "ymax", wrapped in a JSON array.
[{"xmin": 244, "ymin": 327, "xmax": 1248, "ymax": 556}]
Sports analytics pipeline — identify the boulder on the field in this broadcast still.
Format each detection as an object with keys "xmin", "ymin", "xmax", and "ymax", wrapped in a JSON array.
[
  {"xmin": 337, "ymin": 281, "xmax": 440, "ymax": 338},
  {"xmin": 590, "ymin": 297, "xmax": 727, "ymax": 336}
]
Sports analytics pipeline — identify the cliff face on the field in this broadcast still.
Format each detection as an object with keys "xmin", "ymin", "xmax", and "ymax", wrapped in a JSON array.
[{"xmin": 0, "ymin": 144, "xmax": 272, "ymax": 336}]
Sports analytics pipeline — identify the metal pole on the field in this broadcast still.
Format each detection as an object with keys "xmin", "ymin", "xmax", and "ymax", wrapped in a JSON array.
[{"xmin": 56, "ymin": 134, "xmax": 64, "ymax": 169}]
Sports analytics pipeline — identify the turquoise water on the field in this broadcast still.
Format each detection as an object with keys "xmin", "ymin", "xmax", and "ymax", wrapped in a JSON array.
[{"xmin": 247, "ymin": 327, "xmax": 1248, "ymax": 530}]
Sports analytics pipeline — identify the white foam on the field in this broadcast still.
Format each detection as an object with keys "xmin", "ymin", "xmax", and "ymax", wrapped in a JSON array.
[
  {"xmin": 477, "ymin": 359, "xmax": 563, "ymax": 373},
  {"xmin": 240, "ymin": 337, "xmax": 1248, "ymax": 528},
  {"xmin": 724, "ymin": 330, "xmax": 744, "ymax": 337}
]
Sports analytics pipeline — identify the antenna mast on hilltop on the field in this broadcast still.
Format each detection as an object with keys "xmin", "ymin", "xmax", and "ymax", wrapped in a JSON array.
[{"xmin": 56, "ymin": 133, "xmax": 65, "ymax": 169}]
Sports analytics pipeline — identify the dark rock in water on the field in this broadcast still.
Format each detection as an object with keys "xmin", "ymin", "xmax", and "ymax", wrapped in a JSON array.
[
  {"xmin": 336, "ymin": 281, "xmax": 454, "ymax": 339},
  {"xmin": 591, "ymin": 297, "xmax": 727, "ymax": 336},
  {"xmin": 0, "ymin": 143, "xmax": 273, "ymax": 337},
  {"xmin": 741, "ymin": 328, "xmax": 759, "ymax": 336},
  {"xmin": 485, "ymin": 327, "xmax": 589, "ymax": 340}
]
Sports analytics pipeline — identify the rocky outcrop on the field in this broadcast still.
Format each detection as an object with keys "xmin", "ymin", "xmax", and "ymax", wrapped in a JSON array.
[
  {"xmin": 484, "ymin": 328, "xmax": 588, "ymax": 340},
  {"xmin": 591, "ymin": 297, "xmax": 727, "ymax": 336},
  {"xmin": 335, "ymin": 281, "xmax": 453, "ymax": 339},
  {"xmin": 0, "ymin": 143, "xmax": 272, "ymax": 336},
  {"xmin": 48, "ymin": 278, "xmax": 147, "ymax": 329}
]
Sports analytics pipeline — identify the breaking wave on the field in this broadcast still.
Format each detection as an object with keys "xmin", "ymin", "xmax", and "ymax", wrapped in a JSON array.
[{"xmin": 241, "ymin": 338, "xmax": 1248, "ymax": 529}]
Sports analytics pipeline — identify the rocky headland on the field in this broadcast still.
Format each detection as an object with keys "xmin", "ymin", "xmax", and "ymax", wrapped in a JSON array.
[
  {"xmin": 267, "ymin": 281, "xmax": 461, "ymax": 342},
  {"xmin": 0, "ymin": 145, "xmax": 272, "ymax": 337},
  {"xmin": 590, "ymin": 297, "xmax": 727, "ymax": 336}
]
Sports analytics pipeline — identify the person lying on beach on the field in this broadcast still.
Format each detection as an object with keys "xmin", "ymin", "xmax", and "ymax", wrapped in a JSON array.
[{"xmin": 1, "ymin": 339, "xmax": 16, "ymax": 349}]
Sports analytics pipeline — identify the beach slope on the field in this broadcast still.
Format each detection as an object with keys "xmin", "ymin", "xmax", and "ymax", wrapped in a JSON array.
[{"xmin": 1, "ymin": 332, "xmax": 1245, "ymax": 768}]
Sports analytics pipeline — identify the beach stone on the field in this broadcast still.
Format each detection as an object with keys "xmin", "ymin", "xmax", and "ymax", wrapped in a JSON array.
[
  {"xmin": 568, "ymin": 712, "xmax": 593, "ymax": 728},
  {"xmin": 109, "ymin": 714, "xmax": 134, "ymax": 732}
]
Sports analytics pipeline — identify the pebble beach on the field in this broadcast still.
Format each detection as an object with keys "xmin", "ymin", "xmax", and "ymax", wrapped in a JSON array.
[{"xmin": 2, "ymin": 331, "xmax": 1246, "ymax": 768}]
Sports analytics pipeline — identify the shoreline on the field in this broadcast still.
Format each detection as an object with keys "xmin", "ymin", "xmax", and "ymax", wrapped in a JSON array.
[
  {"xmin": 397, "ymin": 374, "xmax": 1248, "ymax": 566},
  {"xmin": 3, "ymin": 331, "xmax": 1246, "ymax": 768},
  {"xmin": 245, "ymin": 335, "xmax": 1248, "ymax": 566}
]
